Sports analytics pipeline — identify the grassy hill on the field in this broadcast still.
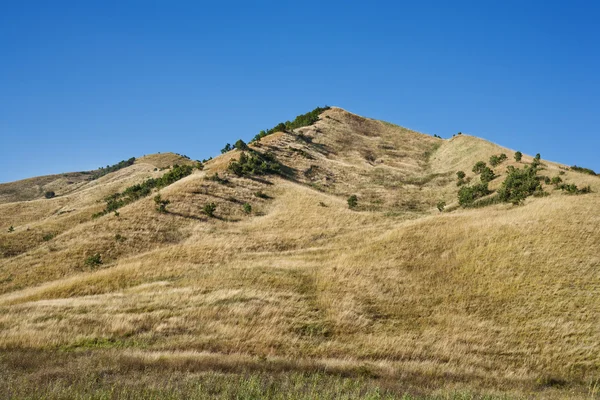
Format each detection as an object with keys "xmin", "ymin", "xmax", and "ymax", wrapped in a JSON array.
[{"xmin": 0, "ymin": 108, "xmax": 599, "ymax": 399}]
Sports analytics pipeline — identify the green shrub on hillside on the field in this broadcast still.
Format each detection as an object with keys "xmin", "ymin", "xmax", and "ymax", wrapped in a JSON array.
[
  {"xmin": 514, "ymin": 151, "xmax": 522, "ymax": 162},
  {"xmin": 557, "ymin": 183, "xmax": 592, "ymax": 195},
  {"xmin": 437, "ymin": 201, "xmax": 446, "ymax": 212},
  {"xmin": 571, "ymin": 165, "xmax": 597, "ymax": 176},
  {"xmin": 489, "ymin": 154, "xmax": 507, "ymax": 167},
  {"xmin": 497, "ymin": 165, "xmax": 543, "ymax": 205},
  {"xmin": 480, "ymin": 167, "xmax": 496, "ymax": 184},
  {"xmin": 85, "ymin": 253, "xmax": 102, "ymax": 268},
  {"xmin": 458, "ymin": 183, "xmax": 491, "ymax": 206},
  {"xmin": 252, "ymin": 106, "xmax": 330, "ymax": 142},
  {"xmin": 235, "ymin": 139, "xmax": 249, "ymax": 151},
  {"xmin": 456, "ymin": 171, "xmax": 466, "ymax": 180},
  {"xmin": 472, "ymin": 161, "xmax": 487, "ymax": 174},
  {"xmin": 221, "ymin": 143, "xmax": 233, "ymax": 154},
  {"xmin": 243, "ymin": 203, "xmax": 252, "ymax": 214},
  {"xmin": 347, "ymin": 195, "xmax": 358, "ymax": 209},
  {"xmin": 93, "ymin": 164, "xmax": 193, "ymax": 218},
  {"xmin": 8, "ymin": 225, "xmax": 14, "ymax": 233},
  {"xmin": 91, "ymin": 157, "xmax": 136, "ymax": 180},
  {"xmin": 228, "ymin": 151, "xmax": 281, "ymax": 176},
  {"xmin": 204, "ymin": 203, "xmax": 217, "ymax": 217},
  {"xmin": 44, "ymin": 191, "xmax": 55, "ymax": 199},
  {"xmin": 154, "ymin": 194, "xmax": 170, "ymax": 213}
]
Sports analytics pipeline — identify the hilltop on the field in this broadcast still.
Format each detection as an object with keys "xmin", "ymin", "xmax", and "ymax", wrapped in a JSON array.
[{"xmin": 0, "ymin": 107, "xmax": 599, "ymax": 399}]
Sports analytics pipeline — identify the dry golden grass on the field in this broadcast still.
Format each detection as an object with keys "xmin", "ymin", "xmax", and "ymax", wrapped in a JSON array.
[{"xmin": 0, "ymin": 109, "xmax": 599, "ymax": 398}]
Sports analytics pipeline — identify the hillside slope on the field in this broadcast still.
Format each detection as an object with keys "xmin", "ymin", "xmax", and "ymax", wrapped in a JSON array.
[{"xmin": 1, "ymin": 108, "xmax": 599, "ymax": 399}]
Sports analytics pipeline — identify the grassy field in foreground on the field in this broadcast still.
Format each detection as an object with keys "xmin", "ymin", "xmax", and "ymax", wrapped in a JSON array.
[{"xmin": 3, "ymin": 350, "xmax": 595, "ymax": 400}]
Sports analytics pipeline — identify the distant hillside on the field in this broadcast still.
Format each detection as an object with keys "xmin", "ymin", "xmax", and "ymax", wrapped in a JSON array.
[{"xmin": 0, "ymin": 108, "xmax": 599, "ymax": 399}]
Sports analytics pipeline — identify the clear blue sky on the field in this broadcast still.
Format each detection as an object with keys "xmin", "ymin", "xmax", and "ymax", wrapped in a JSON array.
[{"xmin": 1, "ymin": 1, "xmax": 599, "ymax": 183}]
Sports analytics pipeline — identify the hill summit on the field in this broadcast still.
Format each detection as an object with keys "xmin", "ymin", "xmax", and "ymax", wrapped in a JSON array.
[{"xmin": 0, "ymin": 107, "xmax": 599, "ymax": 398}]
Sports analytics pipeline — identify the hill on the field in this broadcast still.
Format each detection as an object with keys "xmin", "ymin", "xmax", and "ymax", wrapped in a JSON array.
[{"xmin": 0, "ymin": 108, "xmax": 599, "ymax": 399}]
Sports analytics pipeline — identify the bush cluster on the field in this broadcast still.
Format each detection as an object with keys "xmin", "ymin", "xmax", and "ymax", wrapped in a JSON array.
[
  {"xmin": 472, "ymin": 161, "xmax": 487, "ymax": 174},
  {"xmin": 557, "ymin": 183, "xmax": 592, "ymax": 195},
  {"xmin": 458, "ymin": 183, "xmax": 491, "ymax": 206},
  {"xmin": 252, "ymin": 106, "xmax": 330, "ymax": 142},
  {"xmin": 489, "ymin": 153, "xmax": 508, "ymax": 167},
  {"xmin": 91, "ymin": 157, "xmax": 136, "ymax": 180},
  {"xmin": 44, "ymin": 191, "xmax": 55, "ymax": 199},
  {"xmin": 228, "ymin": 151, "xmax": 281, "ymax": 176},
  {"xmin": 93, "ymin": 164, "xmax": 193, "ymax": 218},
  {"xmin": 571, "ymin": 165, "xmax": 597, "ymax": 176},
  {"xmin": 497, "ymin": 165, "xmax": 544, "ymax": 205}
]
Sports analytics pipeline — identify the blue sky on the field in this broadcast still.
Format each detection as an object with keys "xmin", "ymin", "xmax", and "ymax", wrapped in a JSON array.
[{"xmin": 1, "ymin": 1, "xmax": 599, "ymax": 182}]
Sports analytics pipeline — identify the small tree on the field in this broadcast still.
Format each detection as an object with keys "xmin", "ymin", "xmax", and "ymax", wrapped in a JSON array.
[
  {"xmin": 204, "ymin": 203, "xmax": 217, "ymax": 217},
  {"xmin": 437, "ymin": 201, "xmax": 446, "ymax": 212},
  {"xmin": 456, "ymin": 171, "xmax": 466, "ymax": 180},
  {"xmin": 154, "ymin": 194, "xmax": 170, "ymax": 213},
  {"xmin": 221, "ymin": 143, "xmax": 232, "ymax": 154},
  {"xmin": 535, "ymin": 153, "xmax": 541, "ymax": 161},
  {"xmin": 243, "ymin": 203, "xmax": 252, "ymax": 214},
  {"xmin": 44, "ymin": 191, "xmax": 55, "ymax": 199},
  {"xmin": 480, "ymin": 167, "xmax": 496, "ymax": 183},
  {"xmin": 8, "ymin": 225, "xmax": 14, "ymax": 233},
  {"xmin": 514, "ymin": 151, "xmax": 522, "ymax": 162},
  {"xmin": 235, "ymin": 139, "xmax": 248, "ymax": 151},
  {"xmin": 347, "ymin": 195, "xmax": 358, "ymax": 209},
  {"xmin": 472, "ymin": 161, "xmax": 487, "ymax": 174}
]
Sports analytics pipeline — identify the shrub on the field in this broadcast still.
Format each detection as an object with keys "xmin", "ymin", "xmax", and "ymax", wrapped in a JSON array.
[
  {"xmin": 8, "ymin": 225, "xmax": 14, "ymax": 233},
  {"xmin": 318, "ymin": 201, "xmax": 327, "ymax": 207},
  {"xmin": 456, "ymin": 171, "xmax": 466, "ymax": 180},
  {"xmin": 195, "ymin": 161, "xmax": 204, "ymax": 170},
  {"xmin": 154, "ymin": 194, "xmax": 170, "ymax": 213},
  {"xmin": 115, "ymin": 234, "xmax": 126, "ymax": 242},
  {"xmin": 458, "ymin": 183, "xmax": 491, "ymax": 206},
  {"xmin": 94, "ymin": 164, "xmax": 194, "ymax": 217},
  {"xmin": 535, "ymin": 153, "xmax": 541, "ymax": 161},
  {"xmin": 489, "ymin": 154, "xmax": 508, "ymax": 167},
  {"xmin": 551, "ymin": 176, "xmax": 563, "ymax": 186},
  {"xmin": 571, "ymin": 165, "xmax": 597, "ymax": 176},
  {"xmin": 221, "ymin": 143, "xmax": 233, "ymax": 154},
  {"xmin": 42, "ymin": 233, "xmax": 55, "ymax": 241},
  {"xmin": 243, "ymin": 203, "xmax": 252, "ymax": 214},
  {"xmin": 558, "ymin": 183, "xmax": 592, "ymax": 195},
  {"xmin": 251, "ymin": 106, "xmax": 330, "ymax": 142},
  {"xmin": 234, "ymin": 139, "xmax": 248, "ymax": 151},
  {"xmin": 436, "ymin": 201, "xmax": 446, "ymax": 212},
  {"xmin": 480, "ymin": 167, "xmax": 496, "ymax": 184},
  {"xmin": 203, "ymin": 203, "xmax": 217, "ymax": 217},
  {"xmin": 85, "ymin": 253, "xmax": 102, "ymax": 268},
  {"xmin": 347, "ymin": 195, "xmax": 358, "ymax": 209},
  {"xmin": 472, "ymin": 161, "xmax": 487, "ymax": 174},
  {"xmin": 497, "ymin": 165, "xmax": 543, "ymax": 205},
  {"xmin": 91, "ymin": 157, "xmax": 135, "ymax": 180},
  {"xmin": 228, "ymin": 151, "xmax": 281, "ymax": 176},
  {"xmin": 114, "ymin": 211, "xmax": 120, "ymax": 217},
  {"xmin": 514, "ymin": 151, "xmax": 522, "ymax": 162},
  {"xmin": 44, "ymin": 191, "xmax": 55, "ymax": 199}
]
